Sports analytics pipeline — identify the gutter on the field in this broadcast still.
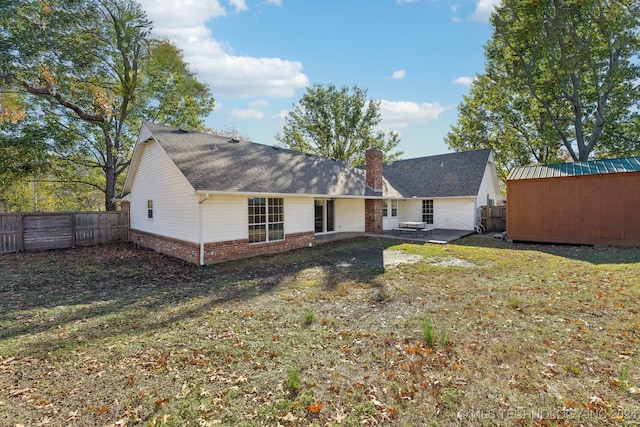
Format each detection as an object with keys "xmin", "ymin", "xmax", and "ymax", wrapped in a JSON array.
[{"xmin": 198, "ymin": 193, "xmax": 210, "ymax": 266}]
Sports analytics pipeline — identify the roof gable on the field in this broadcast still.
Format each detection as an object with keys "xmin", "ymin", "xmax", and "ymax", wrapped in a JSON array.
[
  {"xmin": 382, "ymin": 149, "xmax": 492, "ymax": 198},
  {"xmin": 508, "ymin": 156, "xmax": 640, "ymax": 180}
]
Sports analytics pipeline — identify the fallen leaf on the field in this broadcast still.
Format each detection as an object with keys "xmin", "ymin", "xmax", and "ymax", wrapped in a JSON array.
[{"xmin": 306, "ymin": 401, "xmax": 323, "ymax": 414}]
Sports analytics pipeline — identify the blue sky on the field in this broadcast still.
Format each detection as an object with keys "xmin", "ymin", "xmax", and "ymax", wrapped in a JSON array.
[{"xmin": 138, "ymin": 0, "xmax": 500, "ymax": 159}]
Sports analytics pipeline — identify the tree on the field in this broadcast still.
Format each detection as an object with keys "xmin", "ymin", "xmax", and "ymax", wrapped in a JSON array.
[
  {"xmin": 447, "ymin": 0, "xmax": 640, "ymax": 174},
  {"xmin": 275, "ymin": 83, "xmax": 402, "ymax": 166},
  {"xmin": 446, "ymin": 75, "xmax": 566, "ymax": 183},
  {"xmin": 1, "ymin": 0, "xmax": 214, "ymax": 211}
]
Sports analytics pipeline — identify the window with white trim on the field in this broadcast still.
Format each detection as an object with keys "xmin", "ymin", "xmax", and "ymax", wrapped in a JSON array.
[
  {"xmin": 390, "ymin": 200, "xmax": 398, "ymax": 217},
  {"xmin": 147, "ymin": 200, "xmax": 153, "ymax": 219},
  {"xmin": 248, "ymin": 197, "xmax": 284, "ymax": 243},
  {"xmin": 382, "ymin": 199, "xmax": 398, "ymax": 218},
  {"xmin": 422, "ymin": 199, "xmax": 433, "ymax": 224}
]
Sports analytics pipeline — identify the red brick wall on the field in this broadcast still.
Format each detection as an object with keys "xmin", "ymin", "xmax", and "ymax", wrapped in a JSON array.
[
  {"xmin": 130, "ymin": 229, "xmax": 200, "ymax": 264},
  {"xmin": 365, "ymin": 149, "xmax": 384, "ymax": 232},
  {"xmin": 365, "ymin": 199, "xmax": 383, "ymax": 232},
  {"xmin": 365, "ymin": 149, "xmax": 383, "ymax": 191},
  {"xmin": 129, "ymin": 229, "xmax": 315, "ymax": 265},
  {"xmin": 203, "ymin": 231, "xmax": 314, "ymax": 264}
]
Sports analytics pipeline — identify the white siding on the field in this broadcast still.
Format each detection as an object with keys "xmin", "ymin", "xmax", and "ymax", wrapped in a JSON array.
[
  {"xmin": 285, "ymin": 197, "xmax": 314, "ymax": 234},
  {"xmin": 335, "ymin": 199, "xmax": 365, "ymax": 232},
  {"xmin": 396, "ymin": 198, "xmax": 475, "ymax": 230},
  {"xmin": 399, "ymin": 200, "xmax": 421, "ymax": 223},
  {"xmin": 476, "ymin": 161, "xmax": 501, "ymax": 209},
  {"xmin": 130, "ymin": 140, "xmax": 199, "ymax": 242},
  {"xmin": 201, "ymin": 195, "xmax": 314, "ymax": 242},
  {"xmin": 201, "ymin": 195, "xmax": 247, "ymax": 242},
  {"xmin": 434, "ymin": 198, "xmax": 475, "ymax": 230},
  {"xmin": 382, "ymin": 216, "xmax": 400, "ymax": 230}
]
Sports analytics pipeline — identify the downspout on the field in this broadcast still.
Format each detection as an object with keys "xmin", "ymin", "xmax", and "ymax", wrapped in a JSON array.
[{"xmin": 198, "ymin": 193, "xmax": 210, "ymax": 266}]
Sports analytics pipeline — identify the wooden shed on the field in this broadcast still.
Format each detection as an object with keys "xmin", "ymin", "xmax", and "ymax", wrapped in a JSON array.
[{"xmin": 507, "ymin": 156, "xmax": 640, "ymax": 247}]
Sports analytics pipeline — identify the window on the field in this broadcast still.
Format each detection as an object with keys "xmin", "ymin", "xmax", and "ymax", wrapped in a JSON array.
[
  {"xmin": 422, "ymin": 199, "xmax": 433, "ymax": 224},
  {"xmin": 248, "ymin": 197, "xmax": 284, "ymax": 243},
  {"xmin": 147, "ymin": 200, "xmax": 153, "ymax": 219},
  {"xmin": 382, "ymin": 200, "xmax": 398, "ymax": 217},
  {"xmin": 390, "ymin": 200, "xmax": 398, "ymax": 217}
]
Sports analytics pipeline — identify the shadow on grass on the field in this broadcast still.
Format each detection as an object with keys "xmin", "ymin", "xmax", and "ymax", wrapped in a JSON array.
[
  {"xmin": 454, "ymin": 234, "xmax": 640, "ymax": 265},
  {"xmin": 0, "ymin": 238, "xmax": 398, "ymax": 354}
]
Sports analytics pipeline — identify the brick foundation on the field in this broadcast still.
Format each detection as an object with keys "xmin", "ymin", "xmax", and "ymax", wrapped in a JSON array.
[
  {"xmin": 130, "ymin": 229, "xmax": 315, "ymax": 265},
  {"xmin": 130, "ymin": 229, "xmax": 200, "ymax": 264}
]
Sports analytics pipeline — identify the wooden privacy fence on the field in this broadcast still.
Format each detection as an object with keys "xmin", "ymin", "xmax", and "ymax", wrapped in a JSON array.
[
  {"xmin": 0, "ymin": 212, "xmax": 128, "ymax": 254},
  {"xmin": 481, "ymin": 205, "xmax": 506, "ymax": 232}
]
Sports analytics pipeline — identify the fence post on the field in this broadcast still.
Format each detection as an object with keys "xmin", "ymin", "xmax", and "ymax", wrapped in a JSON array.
[
  {"xmin": 19, "ymin": 213, "xmax": 25, "ymax": 251},
  {"xmin": 70, "ymin": 213, "xmax": 76, "ymax": 248}
]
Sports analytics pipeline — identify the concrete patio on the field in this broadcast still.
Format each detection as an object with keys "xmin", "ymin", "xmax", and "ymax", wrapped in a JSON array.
[{"xmin": 314, "ymin": 229, "xmax": 475, "ymax": 245}]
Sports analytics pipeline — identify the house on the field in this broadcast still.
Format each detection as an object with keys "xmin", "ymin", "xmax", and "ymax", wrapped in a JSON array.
[
  {"xmin": 507, "ymin": 156, "xmax": 640, "ymax": 247},
  {"xmin": 120, "ymin": 122, "xmax": 501, "ymax": 265}
]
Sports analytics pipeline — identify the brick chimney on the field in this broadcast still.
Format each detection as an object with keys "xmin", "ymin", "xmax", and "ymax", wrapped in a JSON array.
[
  {"xmin": 365, "ymin": 148, "xmax": 383, "ymax": 191},
  {"xmin": 365, "ymin": 148, "xmax": 383, "ymax": 232}
]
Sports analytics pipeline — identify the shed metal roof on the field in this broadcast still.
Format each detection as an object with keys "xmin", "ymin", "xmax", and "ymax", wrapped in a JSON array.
[{"xmin": 507, "ymin": 156, "xmax": 640, "ymax": 180}]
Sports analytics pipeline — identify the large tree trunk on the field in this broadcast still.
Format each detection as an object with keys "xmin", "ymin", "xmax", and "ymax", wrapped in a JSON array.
[{"xmin": 104, "ymin": 132, "xmax": 117, "ymax": 212}]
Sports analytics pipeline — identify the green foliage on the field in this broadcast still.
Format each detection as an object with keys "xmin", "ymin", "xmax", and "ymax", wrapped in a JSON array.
[
  {"xmin": 303, "ymin": 309, "xmax": 315, "ymax": 326},
  {"xmin": 421, "ymin": 320, "xmax": 435, "ymax": 347},
  {"xmin": 275, "ymin": 83, "xmax": 402, "ymax": 166},
  {"xmin": 438, "ymin": 328, "xmax": 450, "ymax": 347},
  {"xmin": 509, "ymin": 297, "xmax": 521, "ymax": 310},
  {"xmin": 0, "ymin": 0, "xmax": 214, "ymax": 211},
  {"xmin": 618, "ymin": 365, "xmax": 629, "ymax": 391},
  {"xmin": 286, "ymin": 368, "xmax": 302, "ymax": 394},
  {"xmin": 447, "ymin": 0, "xmax": 640, "ymax": 177}
]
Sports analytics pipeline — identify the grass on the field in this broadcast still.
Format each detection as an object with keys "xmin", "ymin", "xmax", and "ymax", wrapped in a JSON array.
[{"xmin": 1, "ymin": 237, "xmax": 639, "ymax": 426}]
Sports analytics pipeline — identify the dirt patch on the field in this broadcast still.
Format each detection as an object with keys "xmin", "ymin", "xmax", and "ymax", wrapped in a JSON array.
[
  {"xmin": 382, "ymin": 249, "xmax": 423, "ymax": 268},
  {"xmin": 427, "ymin": 256, "xmax": 478, "ymax": 268}
]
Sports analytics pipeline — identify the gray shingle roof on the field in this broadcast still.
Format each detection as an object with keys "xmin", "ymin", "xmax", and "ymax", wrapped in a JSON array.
[
  {"xmin": 141, "ymin": 122, "xmax": 382, "ymax": 197},
  {"xmin": 130, "ymin": 123, "xmax": 490, "ymax": 199},
  {"xmin": 508, "ymin": 156, "xmax": 640, "ymax": 180},
  {"xmin": 381, "ymin": 148, "xmax": 493, "ymax": 198}
]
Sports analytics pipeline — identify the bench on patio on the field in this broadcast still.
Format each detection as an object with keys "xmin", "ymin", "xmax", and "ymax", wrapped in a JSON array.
[
  {"xmin": 421, "ymin": 228, "xmax": 434, "ymax": 237},
  {"xmin": 392, "ymin": 227, "xmax": 418, "ymax": 236}
]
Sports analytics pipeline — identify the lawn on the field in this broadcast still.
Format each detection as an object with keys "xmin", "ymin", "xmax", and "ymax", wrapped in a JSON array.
[{"xmin": 0, "ymin": 237, "xmax": 639, "ymax": 426}]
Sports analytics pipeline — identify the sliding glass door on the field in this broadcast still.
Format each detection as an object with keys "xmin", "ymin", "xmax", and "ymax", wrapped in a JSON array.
[{"xmin": 314, "ymin": 199, "xmax": 335, "ymax": 233}]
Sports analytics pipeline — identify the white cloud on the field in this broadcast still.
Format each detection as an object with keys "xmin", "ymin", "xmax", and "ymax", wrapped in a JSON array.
[
  {"xmin": 265, "ymin": 0, "xmax": 282, "ymax": 5},
  {"xmin": 470, "ymin": 0, "xmax": 501, "ymax": 22},
  {"xmin": 249, "ymin": 99, "xmax": 270, "ymax": 108},
  {"xmin": 228, "ymin": 0, "xmax": 248, "ymax": 12},
  {"xmin": 452, "ymin": 76, "xmax": 475, "ymax": 85},
  {"xmin": 139, "ymin": 0, "xmax": 309, "ymax": 99},
  {"xmin": 378, "ymin": 100, "xmax": 445, "ymax": 129},
  {"xmin": 230, "ymin": 108, "xmax": 265, "ymax": 120},
  {"xmin": 274, "ymin": 110, "xmax": 290, "ymax": 120},
  {"xmin": 390, "ymin": 70, "xmax": 406, "ymax": 80},
  {"xmin": 451, "ymin": 5, "xmax": 461, "ymax": 22}
]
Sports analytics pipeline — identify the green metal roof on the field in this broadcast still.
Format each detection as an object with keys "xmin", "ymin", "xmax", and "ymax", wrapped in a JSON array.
[{"xmin": 507, "ymin": 156, "xmax": 640, "ymax": 180}]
